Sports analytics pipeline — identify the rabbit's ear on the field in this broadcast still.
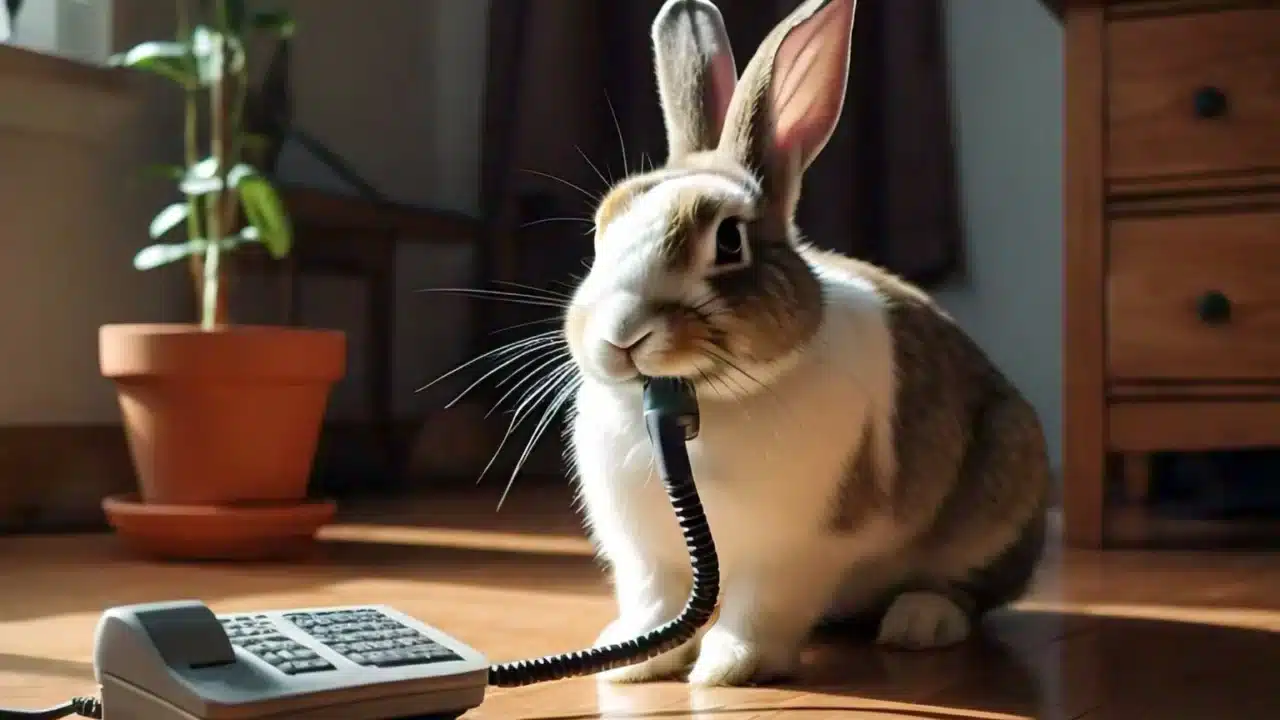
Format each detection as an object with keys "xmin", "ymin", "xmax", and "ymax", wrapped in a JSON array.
[
  {"xmin": 719, "ymin": 0, "xmax": 857, "ymax": 201},
  {"xmin": 651, "ymin": 0, "xmax": 739, "ymax": 161}
]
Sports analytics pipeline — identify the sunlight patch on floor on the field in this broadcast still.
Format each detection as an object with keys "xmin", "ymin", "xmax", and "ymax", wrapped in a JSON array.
[
  {"xmin": 320, "ymin": 523, "xmax": 596, "ymax": 556},
  {"xmin": 1015, "ymin": 600, "xmax": 1280, "ymax": 632}
]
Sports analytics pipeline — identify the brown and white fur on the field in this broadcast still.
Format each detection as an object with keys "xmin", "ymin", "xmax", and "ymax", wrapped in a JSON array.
[{"xmin": 562, "ymin": 0, "xmax": 1050, "ymax": 686}]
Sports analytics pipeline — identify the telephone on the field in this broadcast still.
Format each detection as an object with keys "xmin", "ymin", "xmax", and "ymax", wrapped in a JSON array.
[
  {"xmin": 0, "ymin": 378, "xmax": 718, "ymax": 720},
  {"xmin": 88, "ymin": 600, "xmax": 487, "ymax": 719}
]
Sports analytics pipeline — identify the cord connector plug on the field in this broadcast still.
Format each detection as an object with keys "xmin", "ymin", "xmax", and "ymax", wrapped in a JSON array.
[{"xmin": 642, "ymin": 376, "xmax": 699, "ymax": 440}]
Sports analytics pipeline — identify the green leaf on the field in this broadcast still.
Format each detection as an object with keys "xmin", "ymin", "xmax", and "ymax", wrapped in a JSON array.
[
  {"xmin": 189, "ymin": 156, "xmax": 219, "ymax": 178},
  {"xmin": 135, "ymin": 229, "xmax": 257, "ymax": 271},
  {"xmin": 180, "ymin": 176, "xmax": 221, "ymax": 196},
  {"xmin": 251, "ymin": 10, "xmax": 296, "ymax": 38},
  {"xmin": 179, "ymin": 159, "xmax": 255, "ymax": 196},
  {"xmin": 224, "ymin": 226, "xmax": 262, "ymax": 248},
  {"xmin": 237, "ymin": 175, "xmax": 292, "ymax": 259},
  {"xmin": 107, "ymin": 42, "xmax": 197, "ymax": 88},
  {"xmin": 149, "ymin": 203, "xmax": 191, "ymax": 239},
  {"xmin": 226, "ymin": 163, "xmax": 259, "ymax": 189},
  {"xmin": 190, "ymin": 26, "xmax": 224, "ymax": 85},
  {"xmin": 133, "ymin": 240, "xmax": 205, "ymax": 271}
]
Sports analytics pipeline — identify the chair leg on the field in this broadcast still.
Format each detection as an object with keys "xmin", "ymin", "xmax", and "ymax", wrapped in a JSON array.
[
  {"xmin": 1122, "ymin": 453, "xmax": 1151, "ymax": 505},
  {"xmin": 368, "ymin": 249, "xmax": 397, "ymax": 484}
]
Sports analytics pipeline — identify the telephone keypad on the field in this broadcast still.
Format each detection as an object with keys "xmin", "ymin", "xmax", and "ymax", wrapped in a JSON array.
[
  {"xmin": 284, "ymin": 608, "xmax": 463, "ymax": 668},
  {"xmin": 220, "ymin": 615, "xmax": 336, "ymax": 675}
]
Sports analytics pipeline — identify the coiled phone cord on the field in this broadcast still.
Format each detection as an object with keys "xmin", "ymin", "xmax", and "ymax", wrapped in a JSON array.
[
  {"xmin": 488, "ymin": 376, "xmax": 718, "ymax": 686},
  {"xmin": 0, "ymin": 377, "xmax": 717, "ymax": 716}
]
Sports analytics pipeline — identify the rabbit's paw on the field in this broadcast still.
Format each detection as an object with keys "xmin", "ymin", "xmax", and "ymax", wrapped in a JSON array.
[
  {"xmin": 687, "ymin": 625, "xmax": 796, "ymax": 687},
  {"xmin": 875, "ymin": 591, "xmax": 970, "ymax": 650},
  {"xmin": 594, "ymin": 616, "xmax": 695, "ymax": 683}
]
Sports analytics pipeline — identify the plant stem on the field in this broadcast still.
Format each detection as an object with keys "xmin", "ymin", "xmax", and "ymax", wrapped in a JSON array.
[
  {"xmin": 202, "ymin": 1, "xmax": 232, "ymax": 331},
  {"xmin": 178, "ymin": 0, "xmax": 206, "ymax": 316}
]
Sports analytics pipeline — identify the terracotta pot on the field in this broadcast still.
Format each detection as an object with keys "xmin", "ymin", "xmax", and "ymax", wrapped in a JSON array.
[{"xmin": 99, "ymin": 324, "xmax": 346, "ymax": 506}]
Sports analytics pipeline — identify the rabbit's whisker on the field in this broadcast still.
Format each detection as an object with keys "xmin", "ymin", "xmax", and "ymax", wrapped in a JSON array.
[
  {"xmin": 605, "ymin": 90, "xmax": 630, "ymax": 177},
  {"xmin": 473, "ymin": 359, "xmax": 574, "ymax": 486},
  {"xmin": 490, "ymin": 317, "xmax": 561, "ymax": 335},
  {"xmin": 444, "ymin": 341, "xmax": 565, "ymax": 410},
  {"xmin": 576, "ymin": 145, "xmax": 612, "ymax": 189},
  {"xmin": 415, "ymin": 287, "xmax": 568, "ymax": 309},
  {"xmin": 521, "ymin": 216, "xmax": 595, "ymax": 230},
  {"xmin": 477, "ymin": 359, "xmax": 579, "ymax": 504},
  {"xmin": 493, "ymin": 279, "xmax": 575, "ymax": 301},
  {"xmin": 498, "ymin": 367, "xmax": 581, "ymax": 510},
  {"xmin": 695, "ymin": 343, "xmax": 789, "ymax": 411},
  {"xmin": 486, "ymin": 349, "xmax": 572, "ymax": 418},
  {"xmin": 518, "ymin": 168, "xmax": 603, "ymax": 205},
  {"xmin": 416, "ymin": 330, "xmax": 561, "ymax": 394},
  {"xmin": 702, "ymin": 342, "xmax": 769, "ymax": 392}
]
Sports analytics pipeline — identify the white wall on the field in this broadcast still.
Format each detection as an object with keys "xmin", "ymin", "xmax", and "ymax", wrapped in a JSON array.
[
  {"xmin": 0, "ymin": 49, "xmax": 187, "ymax": 425},
  {"xmin": 936, "ymin": 0, "xmax": 1064, "ymax": 472}
]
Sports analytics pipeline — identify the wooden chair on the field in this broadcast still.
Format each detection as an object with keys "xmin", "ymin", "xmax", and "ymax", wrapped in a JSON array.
[{"xmin": 238, "ymin": 186, "xmax": 480, "ymax": 476}]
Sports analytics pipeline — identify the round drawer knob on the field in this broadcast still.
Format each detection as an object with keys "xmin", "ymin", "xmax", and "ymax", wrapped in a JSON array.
[
  {"xmin": 1193, "ymin": 86, "xmax": 1228, "ymax": 119},
  {"xmin": 1196, "ymin": 290, "xmax": 1232, "ymax": 325}
]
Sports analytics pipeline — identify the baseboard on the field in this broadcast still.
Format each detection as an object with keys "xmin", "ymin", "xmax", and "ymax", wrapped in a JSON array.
[
  {"xmin": 0, "ymin": 424, "xmax": 135, "ymax": 533},
  {"xmin": 1048, "ymin": 463, "xmax": 1063, "ymax": 509}
]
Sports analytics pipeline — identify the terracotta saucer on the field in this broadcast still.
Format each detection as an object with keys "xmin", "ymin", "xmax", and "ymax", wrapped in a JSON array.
[{"xmin": 102, "ymin": 494, "xmax": 337, "ymax": 562}]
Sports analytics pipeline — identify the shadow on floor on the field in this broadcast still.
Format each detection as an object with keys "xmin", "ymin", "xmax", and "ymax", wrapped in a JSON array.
[{"xmin": 518, "ymin": 610, "xmax": 1278, "ymax": 720}]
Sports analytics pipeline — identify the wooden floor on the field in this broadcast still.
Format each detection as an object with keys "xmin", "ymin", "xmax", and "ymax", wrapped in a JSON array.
[{"xmin": 1, "ymin": 482, "xmax": 1277, "ymax": 719}]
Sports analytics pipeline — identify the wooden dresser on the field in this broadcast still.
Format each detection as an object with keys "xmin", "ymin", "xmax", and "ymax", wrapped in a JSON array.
[{"xmin": 1064, "ymin": 0, "xmax": 1280, "ymax": 547}]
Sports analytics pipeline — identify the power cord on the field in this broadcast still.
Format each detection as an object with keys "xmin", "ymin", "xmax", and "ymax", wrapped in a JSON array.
[
  {"xmin": 0, "ymin": 696, "xmax": 102, "ymax": 719},
  {"xmin": 0, "ymin": 376, "xmax": 716, "ymax": 714}
]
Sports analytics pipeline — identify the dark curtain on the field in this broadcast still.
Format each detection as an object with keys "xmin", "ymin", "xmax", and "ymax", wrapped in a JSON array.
[{"xmin": 476, "ymin": 0, "xmax": 963, "ymax": 342}]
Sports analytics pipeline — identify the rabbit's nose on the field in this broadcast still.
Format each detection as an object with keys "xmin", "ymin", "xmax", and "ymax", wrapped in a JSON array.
[
  {"xmin": 598, "ymin": 292, "xmax": 657, "ymax": 353},
  {"xmin": 605, "ymin": 330, "xmax": 653, "ymax": 354}
]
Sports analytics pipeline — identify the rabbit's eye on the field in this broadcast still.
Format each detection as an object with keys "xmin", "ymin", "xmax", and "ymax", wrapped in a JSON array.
[{"xmin": 714, "ymin": 218, "xmax": 746, "ymax": 267}]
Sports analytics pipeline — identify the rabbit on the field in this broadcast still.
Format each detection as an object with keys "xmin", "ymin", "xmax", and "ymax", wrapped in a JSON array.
[{"xmin": 561, "ymin": 0, "xmax": 1051, "ymax": 687}]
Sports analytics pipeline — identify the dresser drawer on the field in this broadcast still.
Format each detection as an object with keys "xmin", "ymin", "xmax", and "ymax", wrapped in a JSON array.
[
  {"xmin": 1106, "ymin": 7, "xmax": 1280, "ymax": 181},
  {"xmin": 1107, "ymin": 209, "xmax": 1280, "ymax": 380}
]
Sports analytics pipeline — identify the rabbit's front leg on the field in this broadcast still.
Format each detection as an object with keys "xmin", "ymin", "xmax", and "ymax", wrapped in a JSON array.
[
  {"xmin": 689, "ymin": 555, "xmax": 846, "ymax": 686},
  {"xmin": 594, "ymin": 555, "xmax": 699, "ymax": 682},
  {"xmin": 579, "ymin": 452, "xmax": 700, "ymax": 681}
]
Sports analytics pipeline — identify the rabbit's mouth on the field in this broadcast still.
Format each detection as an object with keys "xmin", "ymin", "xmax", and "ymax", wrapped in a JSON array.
[
  {"xmin": 565, "ymin": 291, "xmax": 726, "ymax": 385},
  {"xmin": 565, "ymin": 311, "xmax": 799, "ymax": 403}
]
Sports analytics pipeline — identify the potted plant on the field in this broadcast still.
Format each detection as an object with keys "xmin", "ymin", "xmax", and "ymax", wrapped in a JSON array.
[{"xmin": 98, "ymin": 0, "xmax": 346, "ymax": 561}]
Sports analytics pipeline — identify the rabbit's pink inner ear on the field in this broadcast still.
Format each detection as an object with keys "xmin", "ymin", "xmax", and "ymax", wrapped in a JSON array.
[
  {"xmin": 702, "ymin": 44, "xmax": 738, "ymax": 142},
  {"xmin": 769, "ymin": 0, "xmax": 857, "ymax": 170}
]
